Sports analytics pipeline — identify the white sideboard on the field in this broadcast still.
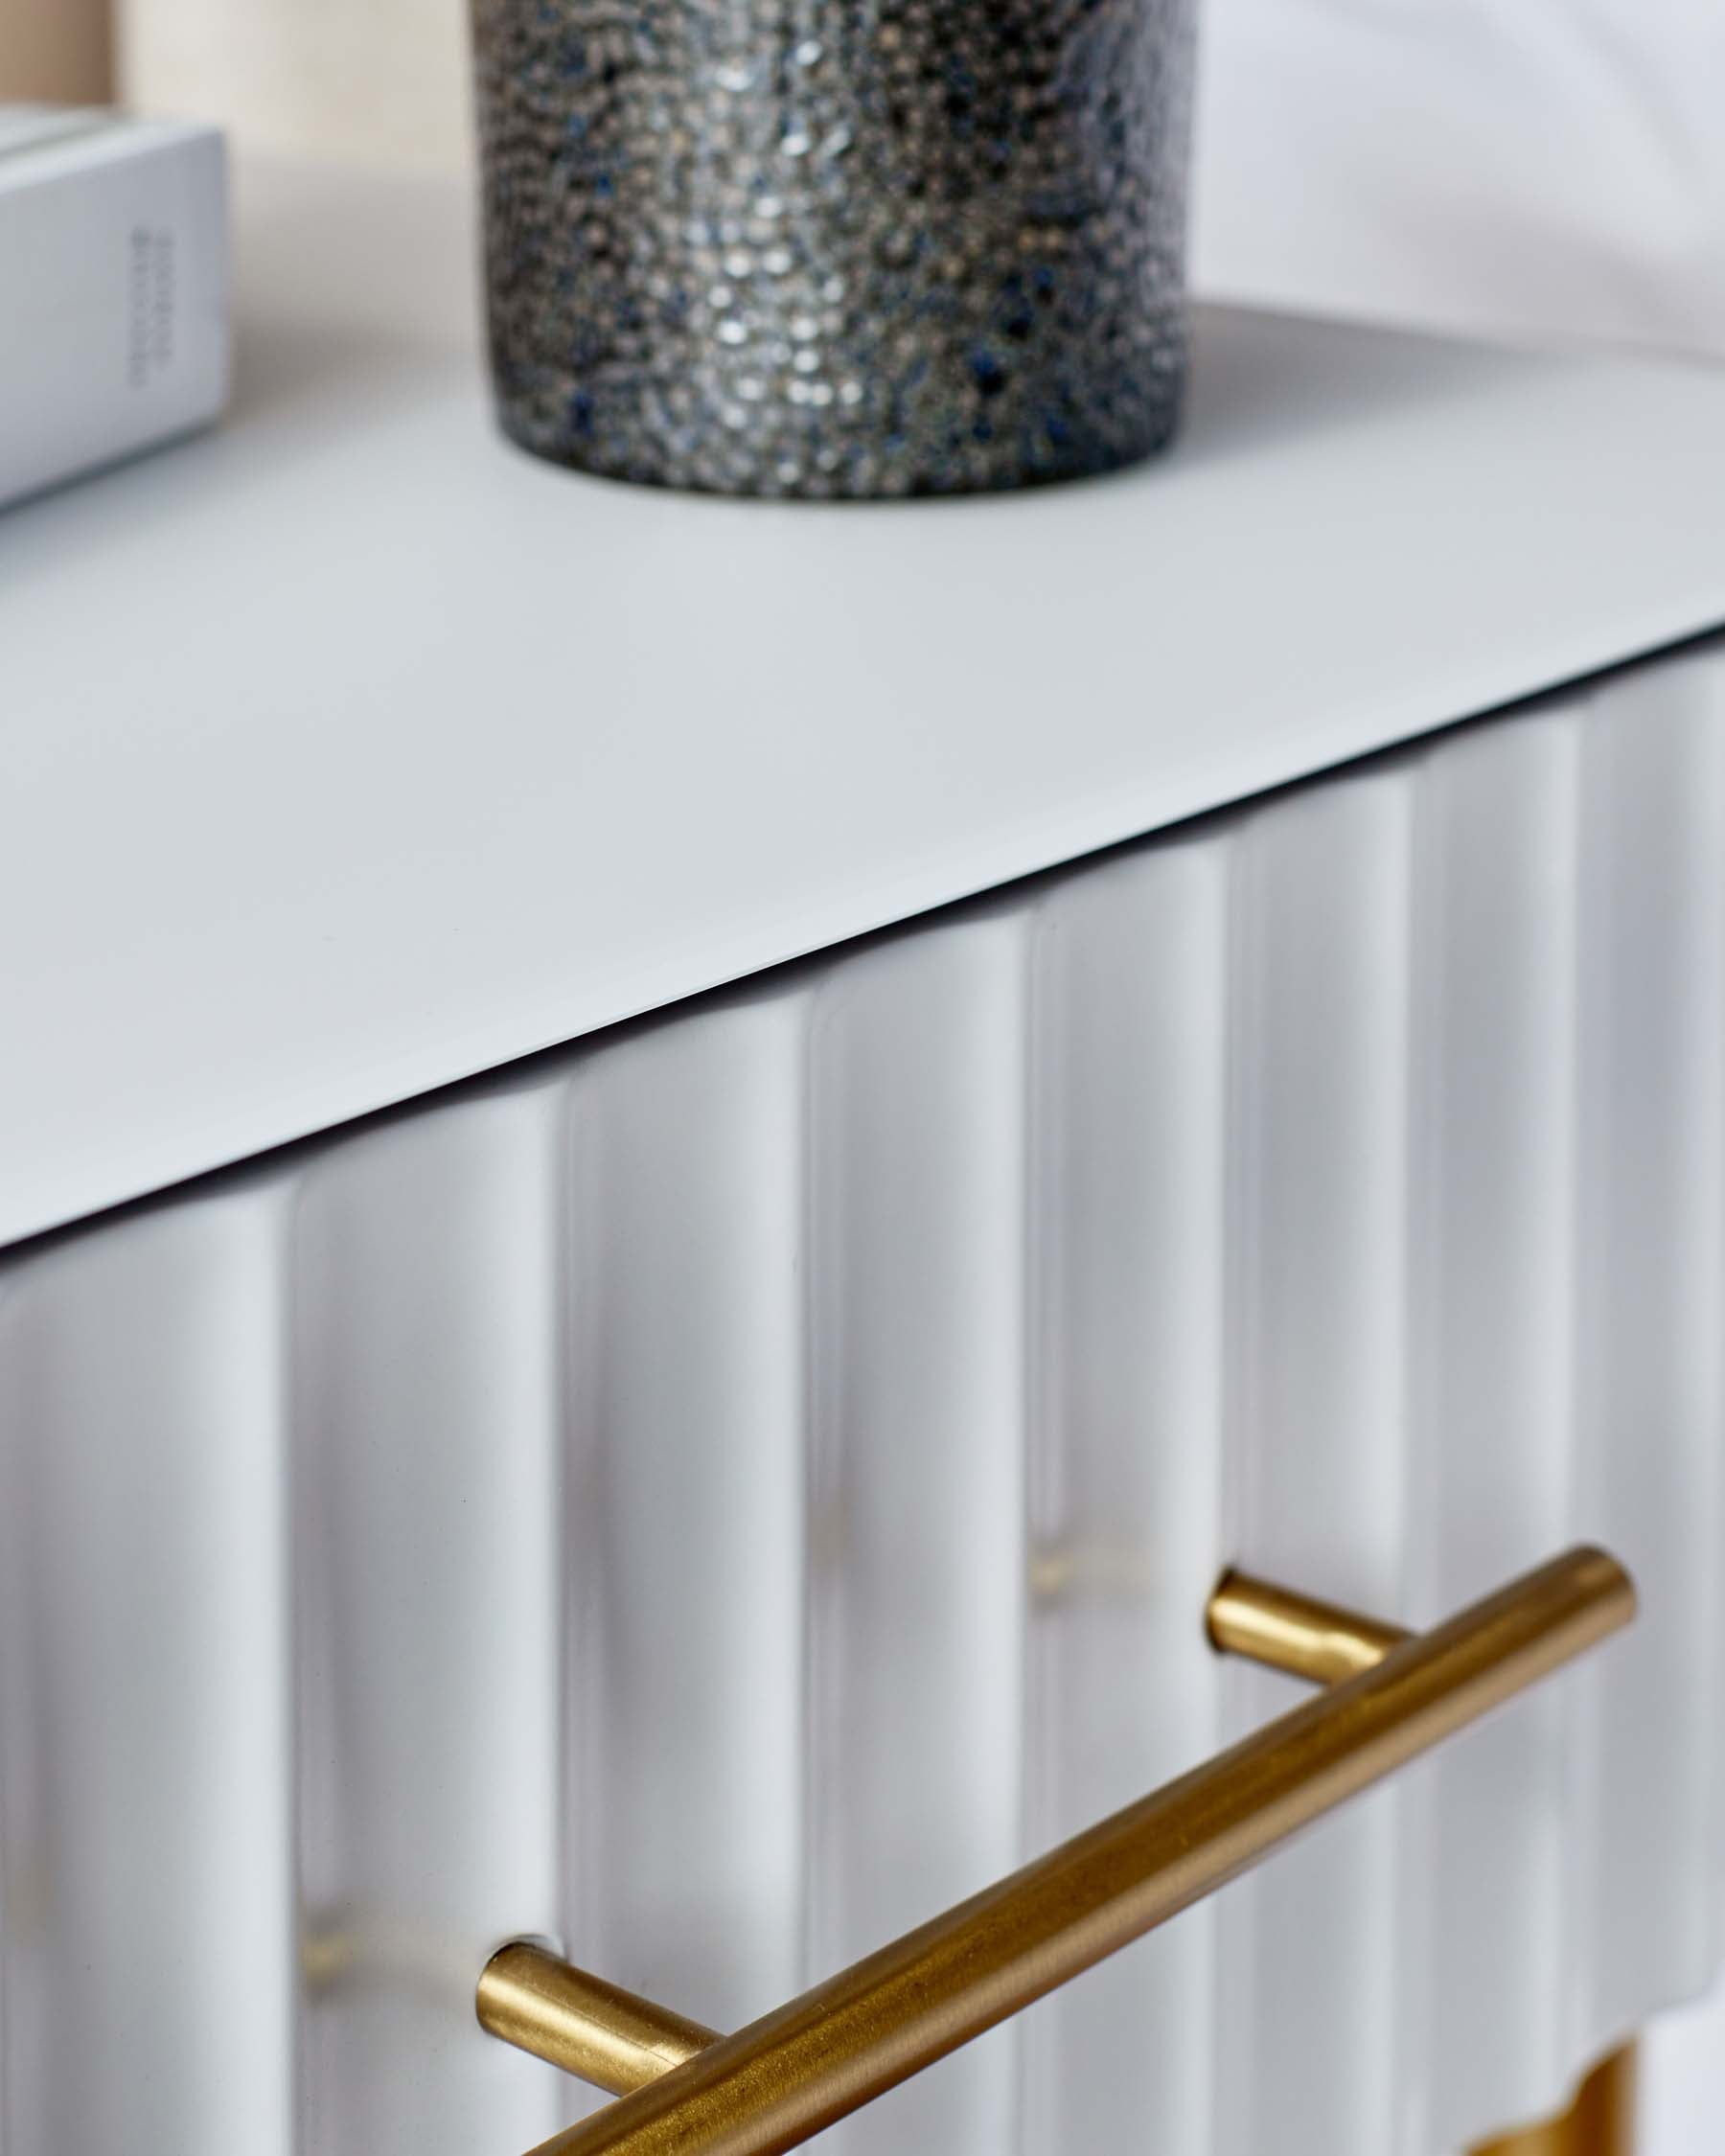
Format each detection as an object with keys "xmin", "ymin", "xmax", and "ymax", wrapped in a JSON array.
[
  {"xmin": 3, "ymin": 162, "xmax": 1725, "ymax": 2156},
  {"xmin": 6, "ymin": 159, "xmax": 1725, "ymax": 1250}
]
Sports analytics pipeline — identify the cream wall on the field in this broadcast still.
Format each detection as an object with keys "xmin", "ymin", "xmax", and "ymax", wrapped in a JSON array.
[{"xmin": 117, "ymin": 0, "xmax": 471, "ymax": 171}]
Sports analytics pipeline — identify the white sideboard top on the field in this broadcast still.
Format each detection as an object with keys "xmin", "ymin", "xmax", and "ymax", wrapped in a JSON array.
[{"xmin": 5, "ymin": 157, "xmax": 1725, "ymax": 1250}]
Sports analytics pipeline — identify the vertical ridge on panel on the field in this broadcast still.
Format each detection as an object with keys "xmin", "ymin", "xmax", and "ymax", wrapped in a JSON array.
[
  {"xmin": 1411, "ymin": 707, "xmax": 1585, "ymax": 2154},
  {"xmin": 560, "ymin": 993, "xmax": 807, "ymax": 2044},
  {"xmin": 1018, "ymin": 837, "xmax": 1231, "ymax": 2156},
  {"xmin": 293, "ymin": 1079, "xmax": 569, "ymax": 2156},
  {"xmin": 805, "ymin": 911, "xmax": 1028, "ymax": 2156},
  {"xmin": 1572, "ymin": 650, "xmax": 1725, "ymax": 2056},
  {"xmin": 1217, "ymin": 764, "xmax": 1417, "ymax": 2156},
  {"xmin": 0, "ymin": 1187, "xmax": 298, "ymax": 2156}
]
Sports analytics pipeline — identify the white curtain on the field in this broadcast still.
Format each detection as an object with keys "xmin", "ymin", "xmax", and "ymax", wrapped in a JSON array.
[{"xmin": 1192, "ymin": 0, "xmax": 1725, "ymax": 359}]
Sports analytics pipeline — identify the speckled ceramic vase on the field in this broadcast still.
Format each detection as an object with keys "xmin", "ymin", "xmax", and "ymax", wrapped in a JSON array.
[{"xmin": 470, "ymin": 0, "xmax": 1197, "ymax": 498}]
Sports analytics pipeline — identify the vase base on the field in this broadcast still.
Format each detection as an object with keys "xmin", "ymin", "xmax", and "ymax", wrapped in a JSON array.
[{"xmin": 492, "ymin": 377, "xmax": 1184, "ymax": 501}]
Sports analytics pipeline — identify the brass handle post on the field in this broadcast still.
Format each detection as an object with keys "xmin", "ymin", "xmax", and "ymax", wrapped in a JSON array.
[
  {"xmin": 481, "ymin": 1544, "xmax": 1634, "ymax": 2156},
  {"xmin": 480, "ymin": 1945, "xmax": 719, "ymax": 2098}
]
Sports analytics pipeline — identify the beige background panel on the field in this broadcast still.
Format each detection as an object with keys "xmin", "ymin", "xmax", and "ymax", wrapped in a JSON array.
[
  {"xmin": 116, "ymin": 0, "xmax": 471, "ymax": 171},
  {"xmin": 0, "ymin": 0, "xmax": 113, "ymax": 102}
]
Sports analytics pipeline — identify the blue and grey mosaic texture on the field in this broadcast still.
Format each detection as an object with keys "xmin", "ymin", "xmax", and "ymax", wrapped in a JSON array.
[{"xmin": 471, "ymin": 0, "xmax": 1197, "ymax": 496}]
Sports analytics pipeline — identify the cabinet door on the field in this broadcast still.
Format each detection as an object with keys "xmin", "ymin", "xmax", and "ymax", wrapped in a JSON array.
[{"xmin": 1, "ymin": 638, "xmax": 1722, "ymax": 2156}]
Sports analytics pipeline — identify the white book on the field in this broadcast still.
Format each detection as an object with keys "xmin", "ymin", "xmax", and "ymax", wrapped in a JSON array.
[{"xmin": 0, "ymin": 106, "xmax": 228, "ymax": 512}]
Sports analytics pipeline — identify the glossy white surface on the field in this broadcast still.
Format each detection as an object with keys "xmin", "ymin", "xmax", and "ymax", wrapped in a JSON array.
[
  {"xmin": 6, "ymin": 160, "xmax": 1725, "ymax": 1250},
  {"xmin": 2, "ymin": 638, "xmax": 1721, "ymax": 2156}
]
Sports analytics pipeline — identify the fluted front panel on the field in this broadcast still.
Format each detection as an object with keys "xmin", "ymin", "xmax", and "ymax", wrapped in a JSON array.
[{"xmin": 2, "ymin": 638, "xmax": 1723, "ymax": 2156}]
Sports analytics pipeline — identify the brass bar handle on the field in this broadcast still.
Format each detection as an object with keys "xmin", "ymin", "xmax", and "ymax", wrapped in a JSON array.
[{"xmin": 481, "ymin": 1544, "xmax": 1635, "ymax": 2156}]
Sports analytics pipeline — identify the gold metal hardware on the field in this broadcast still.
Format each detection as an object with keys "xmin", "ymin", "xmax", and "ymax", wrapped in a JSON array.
[
  {"xmin": 480, "ymin": 1544, "xmax": 1634, "ymax": 2156},
  {"xmin": 1210, "ymin": 1570, "xmax": 1639, "ymax": 2154},
  {"xmin": 1471, "ymin": 2043, "xmax": 1638, "ymax": 2156},
  {"xmin": 478, "ymin": 1943, "xmax": 718, "ymax": 2098},
  {"xmin": 1207, "ymin": 1567, "xmax": 1412, "ymax": 1682}
]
